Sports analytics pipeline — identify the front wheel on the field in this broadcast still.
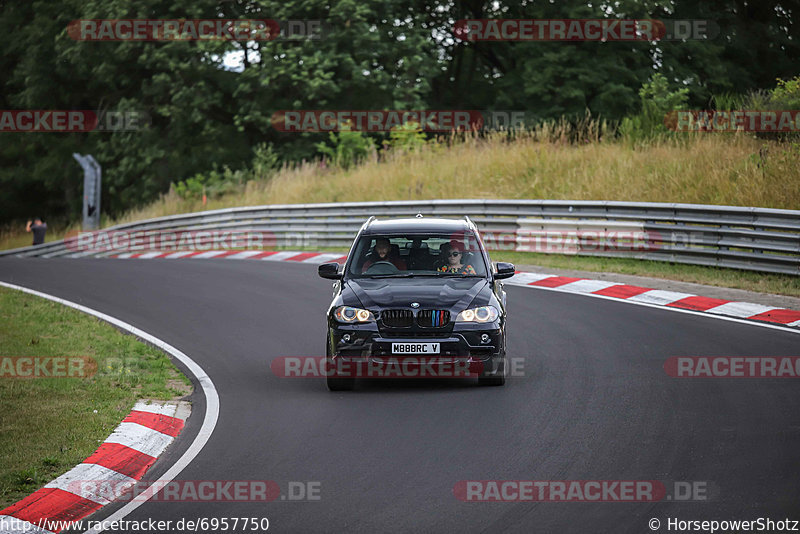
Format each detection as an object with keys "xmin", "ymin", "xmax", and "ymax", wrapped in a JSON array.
[
  {"xmin": 327, "ymin": 375, "xmax": 355, "ymax": 391},
  {"xmin": 478, "ymin": 355, "xmax": 505, "ymax": 387},
  {"xmin": 326, "ymin": 334, "xmax": 354, "ymax": 391}
]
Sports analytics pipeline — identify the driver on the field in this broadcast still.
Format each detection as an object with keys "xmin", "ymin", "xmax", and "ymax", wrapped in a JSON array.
[
  {"xmin": 362, "ymin": 237, "xmax": 407, "ymax": 272},
  {"xmin": 438, "ymin": 240, "xmax": 476, "ymax": 274}
]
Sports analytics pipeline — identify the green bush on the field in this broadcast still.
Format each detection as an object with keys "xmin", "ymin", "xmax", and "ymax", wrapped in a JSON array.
[
  {"xmin": 384, "ymin": 122, "xmax": 428, "ymax": 152},
  {"xmin": 171, "ymin": 167, "xmax": 248, "ymax": 201},
  {"xmin": 172, "ymin": 143, "xmax": 281, "ymax": 201},
  {"xmin": 252, "ymin": 143, "xmax": 281, "ymax": 179},
  {"xmin": 620, "ymin": 73, "xmax": 689, "ymax": 142},
  {"xmin": 716, "ymin": 75, "xmax": 800, "ymax": 141},
  {"xmin": 315, "ymin": 123, "xmax": 376, "ymax": 169},
  {"xmin": 770, "ymin": 75, "xmax": 800, "ymax": 109}
]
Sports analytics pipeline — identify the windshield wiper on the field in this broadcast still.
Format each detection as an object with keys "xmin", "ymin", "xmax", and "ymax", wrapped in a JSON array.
[
  {"xmin": 410, "ymin": 272, "xmax": 482, "ymax": 277},
  {"xmin": 360, "ymin": 272, "xmax": 483, "ymax": 279}
]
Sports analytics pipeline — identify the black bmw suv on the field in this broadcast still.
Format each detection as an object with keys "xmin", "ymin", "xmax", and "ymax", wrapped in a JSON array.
[{"xmin": 318, "ymin": 215, "xmax": 515, "ymax": 390}]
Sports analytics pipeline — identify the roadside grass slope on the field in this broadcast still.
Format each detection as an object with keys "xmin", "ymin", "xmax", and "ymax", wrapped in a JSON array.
[{"xmin": 0, "ymin": 287, "xmax": 192, "ymax": 508}]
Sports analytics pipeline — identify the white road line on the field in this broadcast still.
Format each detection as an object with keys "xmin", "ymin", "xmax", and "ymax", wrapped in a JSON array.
[{"xmin": 0, "ymin": 281, "xmax": 220, "ymax": 534}]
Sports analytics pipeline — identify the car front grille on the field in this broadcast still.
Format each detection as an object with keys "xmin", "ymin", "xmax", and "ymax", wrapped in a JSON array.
[
  {"xmin": 417, "ymin": 309, "xmax": 450, "ymax": 327},
  {"xmin": 381, "ymin": 309, "xmax": 414, "ymax": 328}
]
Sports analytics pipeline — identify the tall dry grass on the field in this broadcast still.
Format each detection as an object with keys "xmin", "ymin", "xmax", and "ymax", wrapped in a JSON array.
[
  {"xmin": 120, "ymin": 131, "xmax": 799, "ymax": 226},
  {"xmin": 2, "ymin": 131, "xmax": 798, "ymax": 251}
]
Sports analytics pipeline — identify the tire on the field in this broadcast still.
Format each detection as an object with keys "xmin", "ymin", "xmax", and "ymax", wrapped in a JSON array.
[
  {"xmin": 327, "ymin": 376, "xmax": 355, "ymax": 391},
  {"xmin": 326, "ymin": 333, "xmax": 354, "ymax": 391},
  {"xmin": 479, "ymin": 355, "xmax": 505, "ymax": 387}
]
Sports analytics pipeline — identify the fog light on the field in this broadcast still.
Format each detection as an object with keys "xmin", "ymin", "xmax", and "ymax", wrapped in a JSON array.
[
  {"xmin": 480, "ymin": 334, "xmax": 490, "ymax": 344},
  {"xmin": 343, "ymin": 334, "xmax": 352, "ymax": 343}
]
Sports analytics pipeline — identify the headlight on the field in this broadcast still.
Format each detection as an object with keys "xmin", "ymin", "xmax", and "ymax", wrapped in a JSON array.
[
  {"xmin": 455, "ymin": 305, "xmax": 499, "ymax": 323},
  {"xmin": 334, "ymin": 306, "xmax": 375, "ymax": 323}
]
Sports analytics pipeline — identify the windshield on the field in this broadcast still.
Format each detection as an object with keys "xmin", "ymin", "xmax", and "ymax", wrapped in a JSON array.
[{"xmin": 346, "ymin": 233, "xmax": 488, "ymax": 279}]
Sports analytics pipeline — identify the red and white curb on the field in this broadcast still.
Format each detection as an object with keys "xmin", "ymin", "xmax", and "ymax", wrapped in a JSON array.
[
  {"xmin": 107, "ymin": 250, "xmax": 348, "ymax": 263},
  {"xmin": 504, "ymin": 272, "xmax": 800, "ymax": 329},
  {"xmin": 0, "ymin": 401, "xmax": 190, "ymax": 534}
]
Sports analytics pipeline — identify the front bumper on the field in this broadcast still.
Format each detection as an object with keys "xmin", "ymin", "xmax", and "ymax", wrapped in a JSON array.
[{"xmin": 328, "ymin": 323, "xmax": 504, "ymax": 377}]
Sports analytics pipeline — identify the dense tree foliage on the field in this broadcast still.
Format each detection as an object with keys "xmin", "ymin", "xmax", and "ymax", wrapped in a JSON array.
[{"xmin": 0, "ymin": 0, "xmax": 797, "ymax": 223}]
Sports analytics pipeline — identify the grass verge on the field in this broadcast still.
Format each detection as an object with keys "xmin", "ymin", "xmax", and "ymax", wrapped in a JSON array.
[{"xmin": 0, "ymin": 287, "xmax": 192, "ymax": 508}]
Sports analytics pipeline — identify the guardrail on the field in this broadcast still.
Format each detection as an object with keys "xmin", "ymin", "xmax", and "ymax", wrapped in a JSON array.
[{"xmin": 1, "ymin": 200, "xmax": 798, "ymax": 275}]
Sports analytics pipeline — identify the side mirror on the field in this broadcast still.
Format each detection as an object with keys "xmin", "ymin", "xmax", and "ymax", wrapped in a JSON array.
[
  {"xmin": 318, "ymin": 262, "xmax": 342, "ymax": 280},
  {"xmin": 494, "ymin": 262, "xmax": 515, "ymax": 280}
]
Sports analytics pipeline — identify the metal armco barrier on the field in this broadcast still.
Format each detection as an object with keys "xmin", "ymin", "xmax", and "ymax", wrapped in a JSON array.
[{"xmin": 1, "ymin": 200, "xmax": 797, "ymax": 275}]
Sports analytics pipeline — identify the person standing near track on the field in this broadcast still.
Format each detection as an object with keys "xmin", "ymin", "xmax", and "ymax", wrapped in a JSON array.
[{"xmin": 26, "ymin": 217, "xmax": 47, "ymax": 245}]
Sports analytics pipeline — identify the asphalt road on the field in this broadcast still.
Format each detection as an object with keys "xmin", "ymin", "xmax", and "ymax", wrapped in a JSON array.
[{"xmin": 1, "ymin": 258, "xmax": 799, "ymax": 533}]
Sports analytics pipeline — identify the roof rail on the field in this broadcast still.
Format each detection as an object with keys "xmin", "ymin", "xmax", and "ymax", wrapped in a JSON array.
[
  {"xmin": 464, "ymin": 215, "xmax": 474, "ymax": 227},
  {"xmin": 361, "ymin": 215, "xmax": 376, "ymax": 230}
]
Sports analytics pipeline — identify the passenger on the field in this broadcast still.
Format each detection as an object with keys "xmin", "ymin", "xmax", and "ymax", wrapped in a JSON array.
[
  {"xmin": 362, "ymin": 237, "xmax": 407, "ymax": 272},
  {"xmin": 438, "ymin": 240, "xmax": 476, "ymax": 274}
]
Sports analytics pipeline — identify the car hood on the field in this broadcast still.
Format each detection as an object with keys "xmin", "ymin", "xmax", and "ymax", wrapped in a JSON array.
[{"xmin": 343, "ymin": 277, "xmax": 491, "ymax": 313}]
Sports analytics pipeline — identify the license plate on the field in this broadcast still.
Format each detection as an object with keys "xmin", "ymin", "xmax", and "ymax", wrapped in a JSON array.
[{"xmin": 391, "ymin": 342, "xmax": 440, "ymax": 355}]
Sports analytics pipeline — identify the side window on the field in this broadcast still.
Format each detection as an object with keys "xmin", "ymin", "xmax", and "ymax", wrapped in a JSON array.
[{"xmin": 348, "ymin": 237, "xmax": 371, "ymax": 276}]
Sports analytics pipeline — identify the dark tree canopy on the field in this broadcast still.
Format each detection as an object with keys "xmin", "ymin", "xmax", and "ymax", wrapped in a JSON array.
[{"xmin": 1, "ymin": 0, "xmax": 797, "ymax": 223}]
